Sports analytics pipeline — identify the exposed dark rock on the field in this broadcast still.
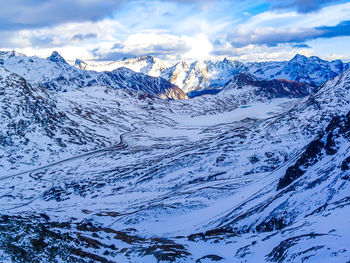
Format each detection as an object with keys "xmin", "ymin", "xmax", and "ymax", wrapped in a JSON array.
[
  {"xmin": 71, "ymin": 248, "xmax": 115, "ymax": 263},
  {"xmin": 266, "ymin": 233, "xmax": 326, "ymax": 262},
  {"xmin": 142, "ymin": 243, "xmax": 191, "ymax": 262},
  {"xmin": 277, "ymin": 111, "xmax": 350, "ymax": 190},
  {"xmin": 256, "ymin": 216, "xmax": 289, "ymax": 232},
  {"xmin": 30, "ymin": 238, "xmax": 48, "ymax": 250},
  {"xmin": 196, "ymin": 254, "xmax": 224, "ymax": 262},
  {"xmin": 341, "ymin": 156, "xmax": 350, "ymax": 171},
  {"xmin": 47, "ymin": 51, "xmax": 67, "ymax": 64}
]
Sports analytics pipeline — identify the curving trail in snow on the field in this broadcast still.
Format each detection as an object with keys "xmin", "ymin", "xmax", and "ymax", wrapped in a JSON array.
[{"xmin": 0, "ymin": 119, "xmax": 147, "ymax": 211}]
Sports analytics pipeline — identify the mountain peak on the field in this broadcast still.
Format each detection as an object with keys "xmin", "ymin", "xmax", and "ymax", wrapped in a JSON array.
[
  {"xmin": 138, "ymin": 55, "xmax": 155, "ymax": 62},
  {"xmin": 47, "ymin": 51, "xmax": 67, "ymax": 64},
  {"xmin": 8, "ymin": 50, "xmax": 17, "ymax": 58},
  {"xmin": 0, "ymin": 50, "xmax": 25, "ymax": 60},
  {"xmin": 290, "ymin": 54, "xmax": 308, "ymax": 63},
  {"xmin": 74, "ymin": 58, "xmax": 87, "ymax": 70},
  {"xmin": 309, "ymin": 55, "xmax": 322, "ymax": 61}
]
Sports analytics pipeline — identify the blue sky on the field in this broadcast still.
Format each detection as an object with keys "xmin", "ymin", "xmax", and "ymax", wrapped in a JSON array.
[{"xmin": 0, "ymin": 0, "xmax": 350, "ymax": 62}]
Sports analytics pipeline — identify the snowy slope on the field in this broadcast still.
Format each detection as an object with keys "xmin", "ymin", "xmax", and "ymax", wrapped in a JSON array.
[
  {"xmin": 0, "ymin": 50, "xmax": 350, "ymax": 262},
  {"xmin": 184, "ymin": 110, "xmax": 350, "ymax": 263},
  {"xmin": 0, "ymin": 67, "xmax": 350, "ymax": 261},
  {"xmin": 1, "ymin": 51, "xmax": 188, "ymax": 99},
  {"xmin": 0, "ymin": 67, "xmax": 141, "ymax": 174}
]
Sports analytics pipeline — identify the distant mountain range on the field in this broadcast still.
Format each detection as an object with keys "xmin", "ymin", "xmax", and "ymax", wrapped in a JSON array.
[
  {"xmin": 3, "ymin": 50, "xmax": 347, "ymax": 100},
  {"xmin": 76, "ymin": 54, "xmax": 350, "ymax": 96},
  {"xmin": 1, "ymin": 51, "xmax": 188, "ymax": 100}
]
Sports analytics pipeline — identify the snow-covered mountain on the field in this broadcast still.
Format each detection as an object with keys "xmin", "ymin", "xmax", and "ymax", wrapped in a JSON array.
[
  {"xmin": 83, "ymin": 55, "xmax": 172, "ymax": 77},
  {"xmin": 1, "ymin": 49, "xmax": 350, "ymax": 262},
  {"xmin": 248, "ymin": 54, "xmax": 350, "ymax": 86},
  {"xmin": 82, "ymin": 56, "xmax": 246, "ymax": 94},
  {"xmin": 77, "ymin": 54, "xmax": 349, "ymax": 95},
  {"xmin": 222, "ymin": 73, "xmax": 315, "ymax": 99},
  {"xmin": 100, "ymin": 67, "xmax": 188, "ymax": 100},
  {"xmin": 0, "ymin": 66, "xmax": 148, "ymax": 173},
  {"xmin": 188, "ymin": 110, "xmax": 350, "ymax": 263},
  {"xmin": 164, "ymin": 59, "xmax": 247, "ymax": 94},
  {"xmin": 1, "ymin": 51, "xmax": 188, "ymax": 100}
]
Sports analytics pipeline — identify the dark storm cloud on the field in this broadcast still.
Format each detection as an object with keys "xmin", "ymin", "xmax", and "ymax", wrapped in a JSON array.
[
  {"xmin": 0, "ymin": 0, "xmax": 125, "ymax": 30},
  {"xmin": 227, "ymin": 20, "xmax": 350, "ymax": 47},
  {"xmin": 267, "ymin": 0, "xmax": 346, "ymax": 13}
]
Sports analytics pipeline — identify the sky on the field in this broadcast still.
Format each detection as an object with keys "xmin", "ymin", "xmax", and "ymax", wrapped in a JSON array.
[{"xmin": 1, "ymin": 0, "xmax": 350, "ymax": 62}]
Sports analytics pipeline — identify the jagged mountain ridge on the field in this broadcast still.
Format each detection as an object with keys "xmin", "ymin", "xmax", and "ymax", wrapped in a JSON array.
[
  {"xmin": 77, "ymin": 54, "xmax": 350, "ymax": 94},
  {"xmin": 100, "ymin": 67, "xmax": 188, "ymax": 100},
  {"xmin": 0, "ymin": 51, "xmax": 188, "ymax": 100},
  {"xmin": 248, "ymin": 54, "xmax": 350, "ymax": 86},
  {"xmin": 222, "ymin": 73, "xmax": 316, "ymax": 99},
  {"xmin": 81, "ymin": 56, "xmax": 247, "ymax": 93}
]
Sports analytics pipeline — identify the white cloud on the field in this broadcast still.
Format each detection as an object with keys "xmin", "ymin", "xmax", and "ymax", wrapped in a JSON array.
[
  {"xmin": 1, "ymin": 19, "xmax": 127, "ymax": 60},
  {"xmin": 226, "ymin": 26, "xmax": 322, "ymax": 47},
  {"xmin": 12, "ymin": 19, "xmax": 124, "ymax": 47},
  {"xmin": 182, "ymin": 34, "xmax": 213, "ymax": 60},
  {"xmin": 243, "ymin": 2, "xmax": 350, "ymax": 29},
  {"xmin": 94, "ymin": 33, "xmax": 215, "ymax": 61},
  {"xmin": 1, "ymin": 1, "xmax": 349, "ymax": 62},
  {"xmin": 213, "ymin": 43, "xmax": 314, "ymax": 62}
]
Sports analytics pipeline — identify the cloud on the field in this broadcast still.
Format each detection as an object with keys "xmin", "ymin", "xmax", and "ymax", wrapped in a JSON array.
[
  {"xmin": 92, "ymin": 33, "xmax": 213, "ymax": 61},
  {"xmin": 0, "ymin": 0, "xmax": 346, "ymax": 34},
  {"xmin": 317, "ymin": 20, "xmax": 350, "ymax": 38},
  {"xmin": 162, "ymin": 12, "xmax": 174, "ymax": 17},
  {"xmin": 164, "ymin": 0, "xmax": 346, "ymax": 14},
  {"xmin": 292, "ymin": 44, "xmax": 311, "ymax": 48},
  {"xmin": 0, "ymin": 0, "xmax": 218, "ymax": 32},
  {"xmin": 0, "ymin": 19, "xmax": 124, "ymax": 49},
  {"xmin": 211, "ymin": 42, "xmax": 315, "ymax": 62},
  {"xmin": 71, "ymin": 33, "xmax": 98, "ymax": 41},
  {"xmin": 93, "ymin": 33, "xmax": 191, "ymax": 60},
  {"xmin": 227, "ymin": 27, "xmax": 322, "ymax": 47},
  {"xmin": 0, "ymin": 0, "xmax": 125, "ymax": 30},
  {"xmin": 1, "ymin": 0, "xmax": 349, "ymax": 62},
  {"xmin": 226, "ymin": 20, "xmax": 350, "ymax": 47},
  {"xmin": 267, "ymin": 0, "xmax": 345, "ymax": 13},
  {"xmin": 241, "ymin": 2, "xmax": 350, "ymax": 29}
]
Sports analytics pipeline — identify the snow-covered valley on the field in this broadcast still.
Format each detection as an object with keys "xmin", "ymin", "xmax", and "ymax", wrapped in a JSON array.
[{"xmin": 0, "ymin": 51, "xmax": 349, "ymax": 263}]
